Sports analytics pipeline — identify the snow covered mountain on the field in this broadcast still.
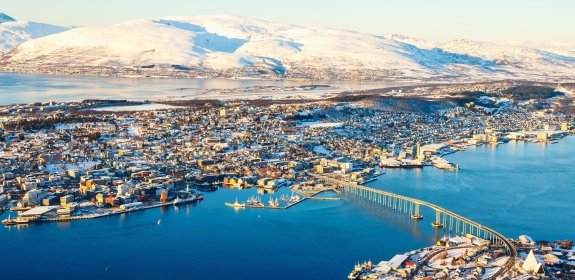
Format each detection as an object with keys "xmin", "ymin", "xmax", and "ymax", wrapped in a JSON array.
[
  {"xmin": 0, "ymin": 13, "xmax": 71, "ymax": 54},
  {"xmin": 1, "ymin": 15, "xmax": 574, "ymax": 81},
  {"xmin": 0, "ymin": 13, "xmax": 16, "ymax": 23}
]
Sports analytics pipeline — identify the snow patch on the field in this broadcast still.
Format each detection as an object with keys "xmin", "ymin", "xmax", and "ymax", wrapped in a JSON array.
[{"xmin": 91, "ymin": 103, "xmax": 176, "ymax": 111}]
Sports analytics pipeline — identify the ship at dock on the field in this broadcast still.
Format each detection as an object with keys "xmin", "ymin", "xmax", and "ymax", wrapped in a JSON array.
[
  {"xmin": 268, "ymin": 197, "xmax": 280, "ymax": 208},
  {"xmin": 431, "ymin": 156, "xmax": 460, "ymax": 170},
  {"xmin": 2, "ymin": 214, "xmax": 30, "ymax": 226},
  {"xmin": 246, "ymin": 196, "xmax": 264, "ymax": 208},
  {"xmin": 172, "ymin": 194, "xmax": 200, "ymax": 206},
  {"xmin": 224, "ymin": 198, "xmax": 246, "ymax": 208}
]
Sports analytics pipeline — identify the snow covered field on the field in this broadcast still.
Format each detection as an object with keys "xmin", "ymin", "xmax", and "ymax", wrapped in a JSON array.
[
  {"xmin": 162, "ymin": 87, "xmax": 341, "ymax": 101},
  {"xmin": 297, "ymin": 121, "xmax": 344, "ymax": 128},
  {"xmin": 45, "ymin": 161, "xmax": 100, "ymax": 174},
  {"xmin": 91, "ymin": 103, "xmax": 177, "ymax": 111}
]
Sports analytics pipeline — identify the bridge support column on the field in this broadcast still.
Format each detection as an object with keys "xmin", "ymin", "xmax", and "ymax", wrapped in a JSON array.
[
  {"xmin": 410, "ymin": 203, "xmax": 423, "ymax": 220},
  {"xmin": 431, "ymin": 211, "xmax": 444, "ymax": 228}
]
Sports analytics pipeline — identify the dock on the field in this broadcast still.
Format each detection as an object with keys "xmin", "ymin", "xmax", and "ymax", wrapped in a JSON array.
[
  {"xmin": 228, "ymin": 186, "xmax": 342, "ymax": 210},
  {"xmin": 33, "ymin": 202, "xmax": 182, "ymax": 223}
]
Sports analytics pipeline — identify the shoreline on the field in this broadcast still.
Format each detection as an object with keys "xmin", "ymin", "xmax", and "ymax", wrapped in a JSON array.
[{"xmin": 35, "ymin": 201, "xmax": 178, "ymax": 223}]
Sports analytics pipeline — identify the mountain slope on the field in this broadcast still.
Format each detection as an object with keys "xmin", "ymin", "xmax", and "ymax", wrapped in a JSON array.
[
  {"xmin": 0, "ymin": 13, "xmax": 71, "ymax": 54},
  {"xmin": 1, "ymin": 15, "xmax": 574, "ymax": 81},
  {"xmin": 0, "ymin": 13, "xmax": 16, "ymax": 23}
]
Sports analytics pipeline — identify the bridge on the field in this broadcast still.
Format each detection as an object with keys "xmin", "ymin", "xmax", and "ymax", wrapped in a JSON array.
[{"xmin": 310, "ymin": 173, "xmax": 517, "ymax": 278}]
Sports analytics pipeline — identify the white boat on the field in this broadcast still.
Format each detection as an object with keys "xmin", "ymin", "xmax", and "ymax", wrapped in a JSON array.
[
  {"xmin": 173, "ymin": 195, "xmax": 198, "ymax": 206},
  {"xmin": 224, "ymin": 198, "xmax": 245, "ymax": 208},
  {"xmin": 2, "ymin": 215, "xmax": 29, "ymax": 225},
  {"xmin": 268, "ymin": 197, "xmax": 279, "ymax": 208},
  {"xmin": 380, "ymin": 158, "xmax": 401, "ymax": 168},
  {"xmin": 246, "ymin": 196, "xmax": 264, "ymax": 207},
  {"xmin": 289, "ymin": 194, "xmax": 301, "ymax": 203}
]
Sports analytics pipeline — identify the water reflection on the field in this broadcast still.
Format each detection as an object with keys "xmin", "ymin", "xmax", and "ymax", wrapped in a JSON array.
[
  {"xmin": 0, "ymin": 72, "xmax": 402, "ymax": 105},
  {"xmin": 56, "ymin": 221, "xmax": 71, "ymax": 229}
]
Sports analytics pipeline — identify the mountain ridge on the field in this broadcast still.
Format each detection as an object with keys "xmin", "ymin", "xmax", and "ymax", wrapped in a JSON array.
[
  {"xmin": 1, "ymin": 15, "xmax": 574, "ymax": 82},
  {"xmin": 0, "ymin": 12, "xmax": 16, "ymax": 23},
  {"xmin": 0, "ymin": 12, "xmax": 72, "ymax": 54}
]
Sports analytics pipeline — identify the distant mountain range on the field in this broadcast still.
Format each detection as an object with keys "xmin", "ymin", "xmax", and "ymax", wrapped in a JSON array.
[
  {"xmin": 0, "ymin": 13, "xmax": 71, "ymax": 55},
  {"xmin": 0, "ymin": 14, "xmax": 574, "ymax": 81}
]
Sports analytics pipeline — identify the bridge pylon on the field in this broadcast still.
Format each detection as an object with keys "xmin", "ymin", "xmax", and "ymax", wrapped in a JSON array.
[
  {"xmin": 410, "ymin": 203, "xmax": 423, "ymax": 220},
  {"xmin": 431, "ymin": 210, "xmax": 444, "ymax": 228}
]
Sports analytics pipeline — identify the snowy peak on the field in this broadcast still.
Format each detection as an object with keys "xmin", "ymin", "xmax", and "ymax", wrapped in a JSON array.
[
  {"xmin": 0, "ymin": 13, "xmax": 16, "ymax": 23},
  {"xmin": 0, "ymin": 16, "xmax": 71, "ymax": 54}
]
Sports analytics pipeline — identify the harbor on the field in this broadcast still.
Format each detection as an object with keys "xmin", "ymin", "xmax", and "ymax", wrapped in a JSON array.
[
  {"xmin": 3, "ymin": 193, "xmax": 203, "ymax": 225},
  {"xmin": 0, "ymin": 76, "xmax": 574, "ymax": 279},
  {"xmin": 1, "ymin": 131, "xmax": 575, "ymax": 280},
  {"xmin": 224, "ymin": 183, "xmax": 341, "ymax": 210}
]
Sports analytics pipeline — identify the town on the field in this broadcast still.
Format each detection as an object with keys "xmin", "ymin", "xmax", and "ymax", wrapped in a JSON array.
[
  {"xmin": 0, "ymin": 91, "xmax": 572, "ymax": 220},
  {"xmin": 349, "ymin": 235, "xmax": 575, "ymax": 280},
  {"xmin": 0, "ymin": 87, "xmax": 574, "ymax": 279}
]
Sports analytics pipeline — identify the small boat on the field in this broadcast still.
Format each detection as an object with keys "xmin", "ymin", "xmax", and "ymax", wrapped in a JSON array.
[
  {"xmin": 224, "ymin": 198, "xmax": 245, "ymax": 208},
  {"xmin": 347, "ymin": 263, "xmax": 364, "ymax": 280},
  {"xmin": 156, "ymin": 219, "xmax": 162, "ymax": 225},
  {"xmin": 173, "ymin": 195, "xmax": 198, "ymax": 206},
  {"xmin": 246, "ymin": 196, "xmax": 264, "ymax": 207},
  {"xmin": 2, "ymin": 215, "xmax": 17, "ymax": 225},
  {"xmin": 268, "ymin": 197, "xmax": 279, "ymax": 208},
  {"xmin": 9, "ymin": 206, "xmax": 32, "ymax": 212},
  {"xmin": 2, "ymin": 215, "xmax": 29, "ymax": 225},
  {"xmin": 289, "ymin": 194, "xmax": 301, "ymax": 203}
]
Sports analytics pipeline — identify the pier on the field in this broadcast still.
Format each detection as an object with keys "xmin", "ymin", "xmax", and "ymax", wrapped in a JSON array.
[
  {"xmin": 309, "ymin": 173, "xmax": 517, "ymax": 279},
  {"xmin": 34, "ymin": 202, "xmax": 180, "ymax": 223},
  {"xmin": 230, "ymin": 186, "xmax": 341, "ymax": 210}
]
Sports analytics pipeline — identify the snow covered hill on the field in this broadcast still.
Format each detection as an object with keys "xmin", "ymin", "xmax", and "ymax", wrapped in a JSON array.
[
  {"xmin": 0, "ymin": 13, "xmax": 71, "ymax": 54},
  {"xmin": 0, "ymin": 13, "xmax": 16, "ymax": 23},
  {"xmin": 1, "ymin": 15, "xmax": 574, "ymax": 81}
]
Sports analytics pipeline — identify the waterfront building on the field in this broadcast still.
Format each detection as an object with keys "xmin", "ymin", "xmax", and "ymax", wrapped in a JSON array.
[{"xmin": 522, "ymin": 250, "xmax": 543, "ymax": 275}]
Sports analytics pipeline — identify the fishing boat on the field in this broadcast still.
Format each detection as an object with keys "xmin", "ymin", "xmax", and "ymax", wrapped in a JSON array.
[
  {"xmin": 173, "ymin": 195, "xmax": 198, "ymax": 206},
  {"xmin": 2, "ymin": 215, "xmax": 29, "ymax": 225},
  {"xmin": 347, "ymin": 263, "xmax": 364, "ymax": 280},
  {"xmin": 9, "ymin": 206, "xmax": 32, "ymax": 212},
  {"xmin": 246, "ymin": 196, "xmax": 264, "ymax": 207},
  {"xmin": 224, "ymin": 198, "xmax": 245, "ymax": 208},
  {"xmin": 289, "ymin": 194, "xmax": 301, "ymax": 203},
  {"xmin": 268, "ymin": 197, "xmax": 279, "ymax": 208}
]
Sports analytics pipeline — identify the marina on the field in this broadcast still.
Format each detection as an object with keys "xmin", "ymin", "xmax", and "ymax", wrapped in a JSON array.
[{"xmin": 225, "ymin": 185, "xmax": 341, "ymax": 210}]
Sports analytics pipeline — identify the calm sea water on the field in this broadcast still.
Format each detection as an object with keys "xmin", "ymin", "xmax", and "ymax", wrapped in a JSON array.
[
  {"xmin": 0, "ymin": 72, "xmax": 396, "ymax": 105},
  {"xmin": 0, "ymin": 188, "xmax": 434, "ymax": 280},
  {"xmin": 0, "ymin": 73, "xmax": 574, "ymax": 279},
  {"xmin": 369, "ymin": 136, "xmax": 575, "ymax": 241}
]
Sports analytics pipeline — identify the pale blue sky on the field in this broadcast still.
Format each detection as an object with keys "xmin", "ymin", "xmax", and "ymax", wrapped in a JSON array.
[{"xmin": 3, "ymin": 0, "xmax": 574, "ymax": 43}]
